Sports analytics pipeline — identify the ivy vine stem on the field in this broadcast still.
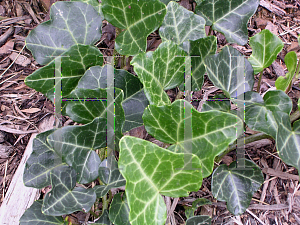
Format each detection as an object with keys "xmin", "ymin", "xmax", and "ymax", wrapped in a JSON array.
[{"xmin": 256, "ymin": 71, "xmax": 263, "ymax": 92}]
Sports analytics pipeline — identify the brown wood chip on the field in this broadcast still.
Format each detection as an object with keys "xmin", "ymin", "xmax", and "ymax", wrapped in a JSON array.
[
  {"xmin": 0, "ymin": 125, "xmax": 37, "ymax": 135},
  {"xmin": 262, "ymin": 168, "xmax": 299, "ymax": 181}
]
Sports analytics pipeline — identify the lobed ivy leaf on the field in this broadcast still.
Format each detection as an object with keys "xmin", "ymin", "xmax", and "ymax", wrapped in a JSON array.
[
  {"xmin": 196, "ymin": 0, "xmax": 259, "ymax": 45},
  {"xmin": 23, "ymin": 129, "xmax": 66, "ymax": 189},
  {"xmin": 43, "ymin": 166, "xmax": 96, "ymax": 216},
  {"xmin": 143, "ymin": 100, "xmax": 243, "ymax": 178},
  {"xmin": 25, "ymin": 44, "xmax": 103, "ymax": 102},
  {"xmin": 248, "ymin": 29, "xmax": 284, "ymax": 74},
  {"xmin": 90, "ymin": 210, "xmax": 112, "ymax": 225},
  {"xmin": 109, "ymin": 193, "xmax": 130, "ymax": 225},
  {"xmin": 20, "ymin": 200, "xmax": 65, "ymax": 225},
  {"xmin": 159, "ymin": 2, "xmax": 206, "ymax": 45},
  {"xmin": 131, "ymin": 41, "xmax": 186, "ymax": 106},
  {"xmin": 275, "ymin": 51, "xmax": 298, "ymax": 91},
  {"xmin": 47, "ymin": 117, "xmax": 107, "ymax": 184},
  {"xmin": 77, "ymin": 65, "xmax": 149, "ymax": 132},
  {"xmin": 242, "ymin": 90, "xmax": 292, "ymax": 139},
  {"xmin": 205, "ymin": 46, "xmax": 254, "ymax": 98},
  {"xmin": 26, "ymin": 1, "xmax": 102, "ymax": 65},
  {"xmin": 102, "ymin": 0, "xmax": 166, "ymax": 55},
  {"xmin": 211, "ymin": 159, "xmax": 264, "ymax": 215},
  {"xmin": 119, "ymin": 136, "xmax": 202, "ymax": 225},
  {"xmin": 94, "ymin": 156, "xmax": 126, "ymax": 198},
  {"xmin": 186, "ymin": 215, "xmax": 211, "ymax": 225},
  {"xmin": 185, "ymin": 198, "xmax": 212, "ymax": 219}
]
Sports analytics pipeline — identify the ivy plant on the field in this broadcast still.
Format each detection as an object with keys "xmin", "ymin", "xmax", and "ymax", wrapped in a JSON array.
[{"xmin": 20, "ymin": 0, "xmax": 300, "ymax": 225}]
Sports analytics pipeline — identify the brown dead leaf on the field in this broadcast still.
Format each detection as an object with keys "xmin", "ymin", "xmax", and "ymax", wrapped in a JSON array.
[
  {"xmin": 265, "ymin": 21, "xmax": 278, "ymax": 35},
  {"xmin": 9, "ymin": 52, "xmax": 31, "ymax": 67},
  {"xmin": 287, "ymin": 42, "xmax": 300, "ymax": 52},
  {"xmin": 0, "ymin": 40, "xmax": 14, "ymax": 55},
  {"xmin": 20, "ymin": 108, "xmax": 41, "ymax": 114}
]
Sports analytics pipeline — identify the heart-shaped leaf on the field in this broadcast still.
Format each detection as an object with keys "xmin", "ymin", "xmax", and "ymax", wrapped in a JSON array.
[
  {"xmin": 23, "ymin": 129, "xmax": 66, "ymax": 189},
  {"xmin": 131, "ymin": 41, "xmax": 186, "ymax": 106},
  {"xmin": 77, "ymin": 65, "xmax": 149, "ymax": 132},
  {"xmin": 20, "ymin": 200, "xmax": 65, "ymax": 225},
  {"xmin": 109, "ymin": 193, "xmax": 130, "ymax": 225},
  {"xmin": 196, "ymin": 0, "xmax": 259, "ymax": 45},
  {"xmin": 248, "ymin": 29, "xmax": 284, "ymax": 74},
  {"xmin": 275, "ymin": 51, "xmax": 298, "ymax": 91},
  {"xmin": 182, "ymin": 36, "xmax": 217, "ymax": 91},
  {"xmin": 25, "ymin": 44, "xmax": 103, "ymax": 101},
  {"xmin": 102, "ymin": 0, "xmax": 166, "ymax": 55},
  {"xmin": 205, "ymin": 46, "xmax": 254, "ymax": 98},
  {"xmin": 211, "ymin": 159, "xmax": 264, "ymax": 215},
  {"xmin": 186, "ymin": 216, "xmax": 211, "ymax": 225},
  {"xmin": 47, "ymin": 118, "xmax": 107, "ymax": 184},
  {"xmin": 91, "ymin": 210, "xmax": 112, "ymax": 225},
  {"xmin": 43, "ymin": 166, "xmax": 96, "ymax": 216},
  {"xmin": 94, "ymin": 156, "xmax": 126, "ymax": 198},
  {"xmin": 159, "ymin": 2, "xmax": 206, "ymax": 45},
  {"xmin": 242, "ymin": 90, "xmax": 292, "ymax": 139},
  {"xmin": 185, "ymin": 198, "xmax": 212, "ymax": 219},
  {"xmin": 143, "ymin": 99, "xmax": 243, "ymax": 177},
  {"xmin": 26, "ymin": 1, "xmax": 102, "ymax": 65},
  {"xmin": 119, "ymin": 136, "xmax": 202, "ymax": 225}
]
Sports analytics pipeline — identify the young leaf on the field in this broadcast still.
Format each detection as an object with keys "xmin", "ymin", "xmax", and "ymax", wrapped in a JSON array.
[
  {"xmin": 131, "ymin": 41, "xmax": 186, "ymax": 106},
  {"xmin": 211, "ymin": 159, "xmax": 264, "ymax": 215},
  {"xmin": 77, "ymin": 65, "xmax": 149, "ymax": 132},
  {"xmin": 94, "ymin": 156, "xmax": 126, "ymax": 198},
  {"xmin": 205, "ymin": 46, "xmax": 254, "ymax": 98},
  {"xmin": 196, "ymin": 0, "xmax": 259, "ymax": 45},
  {"xmin": 185, "ymin": 198, "xmax": 212, "ymax": 219},
  {"xmin": 26, "ymin": 1, "xmax": 102, "ymax": 65},
  {"xmin": 102, "ymin": 0, "xmax": 166, "ymax": 55},
  {"xmin": 186, "ymin": 215, "xmax": 211, "ymax": 225},
  {"xmin": 119, "ymin": 136, "xmax": 203, "ymax": 225},
  {"xmin": 159, "ymin": 2, "xmax": 206, "ymax": 45},
  {"xmin": 248, "ymin": 29, "xmax": 284, "ymax": 74},
  {"xmin": 47, "ymin": 118, "xmax": 107, "ymax": 184},
  {"xmin": 109, "ymin": 193, "xmax": 130, "ymax": 225},
  {"xmin": 43, "ymin": 166, "xmax": 96, "ymax": 216},
  {"xmin": 23, "ymin": 129, "xmax": 66, "ymax": 189},
  {"xmin": 275, "ymin": 51, "xmax": 298, "ymax": 91},
  {"xmin": 143, "ymin": 100, "xmax": 243, "ymax": 178},
  {"xmin": 20, "ymin": 200, "xmax": 65, "ymax": 225},
  {"xmin": 25, "ymin": 44, "xmax": 103, "ymax": 101}
]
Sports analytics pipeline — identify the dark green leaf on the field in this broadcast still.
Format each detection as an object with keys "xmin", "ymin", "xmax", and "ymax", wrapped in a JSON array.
[
  {"xmin": 109, "ymin": 193, "xmax": 130, "ymax": 225},
  {"xmin": 185, "ymin": 198, "xmax": 212, "ymax": 219},
  {"xmin": 202, "ymin": 94, "xmax": 230, "ymax": 112},
  {"xmin": 196, "ymin": 0, "xmax": 259, "ymax": 45},
  {"xmin": 25, "ymin": 44, "xmax": 103, "ymax": 101},
  {"xmin": 159, "ymin": 2, "xmax": 206, "ymax": 45},
  {"xmin": 102, "ymin": 0, "xmax": 166, "ymax": 55},
  {"xmin": 186, "ymin": 215, "xmax": 211, "ymax": 225},
  {"xmin": 119, "ymin": 136, "xmax": 202, "ymax": 225},
  {"xmin": 211, "ymin": 159, "xmax": 264, "ymax": 215},
  {"xmin": 26, "ymin": 1, "xmax": 102, "ymax": 65},
  {"xmin": 90, "ymin": 210, "xmax": 112, "ymax": 225},
  {"xmin": 248, "ymin": 29, "xmax": 284, "ymax": 74},
  {"xmin": 23, "ymin": 129, "xmax": 66, "ymax": 189},
  {"xmin": 20, "ymin": 200, "xmax": 65, "ymax": 225},
  {"xmin": 43, "ymin": 166, "xmax": 96, "ymax": 216}
]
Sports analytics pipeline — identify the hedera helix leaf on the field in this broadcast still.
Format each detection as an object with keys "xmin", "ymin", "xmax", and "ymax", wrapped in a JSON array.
[
  {"xmin": 185, "ymin": 198, "xmax": 212, "ymax": 219},
  {"xmin": 131, "ymin": 41, "xmax": 186, "ymax": 106},
  {"xmin": 143, "ymin": 99, "xmax": 243, "ymax": 177},
  {"xmin": 159, "ymin": 2, "xmax": 206, "ymax": 45},
  {"xmin": 204, "ymin": 46, "xmax": 254, "ymax": 98},
  {"xmin": 47, "ymin": 117, "xmax": 107, "ymax": 184},
  {"xmin": 241, "ymin": 90, "xmax": 292, "ymax": 139},
  {"xmin": 20, "ymin": 200, "xmax": 65, "ymax": 225},
  {"xmin": 23, "ymin": 129, "xmax": 66, "ymax": 189},
  {"xmin": 211, "ymin": 159, "xmax": 264, "ymax": 215},
  {"xmin": 76, "ymin": 65, "xmax": 149, "ymax": 132},
  {"xmin": 71, "ymin": 0, "xmax": 103, "ymax": 18},
  {"xmin": 202, "ymin": 94, "xmax": 230, "ymax": 112},
  {"xmin": 26, "ymin": 1, "xmax": 102, "ymax": 65},
  {"xmin": 108, "ymin": 193, "xmax": 130, "ymax": 225},
  {"xmin": 185, "ymin": 215, "xmax": 211, "ymax": 225},
  {"xmin": 119, "ymin": 136, "xmax": 203, "ymax": 225},
  {"xmin": 196, "ymin": 0, "xmax": 259, "ymax": 45},
  {"xmin": 102, "ymin": 0, "xmax": 166, "ymax": 55},
  {"xmin": 248, "ymin": 29, "xmax": 284, "ymax": 74},
  {"xmin": 25, "ymin": 44, "xmax": 103, "ymax": 102},
  {"xmin": 93, "ymin": 156, "xmax": 126, "ymax": 198},
  {"xmin": 91, "ymin": 210, "xmax": 112, "ymax": 225},
  {"xmin": 43, "ymin": 165, "xmax": 96, "ymax": 216},
  {"xmin": 275, "ymin": 51, "xmax": 298, "ymax": 91}
]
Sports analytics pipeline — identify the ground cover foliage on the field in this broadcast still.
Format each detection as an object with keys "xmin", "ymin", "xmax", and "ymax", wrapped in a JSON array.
[{"xmin": 19, "ymin": 0, "xmax": 300, "ymax": 224}]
